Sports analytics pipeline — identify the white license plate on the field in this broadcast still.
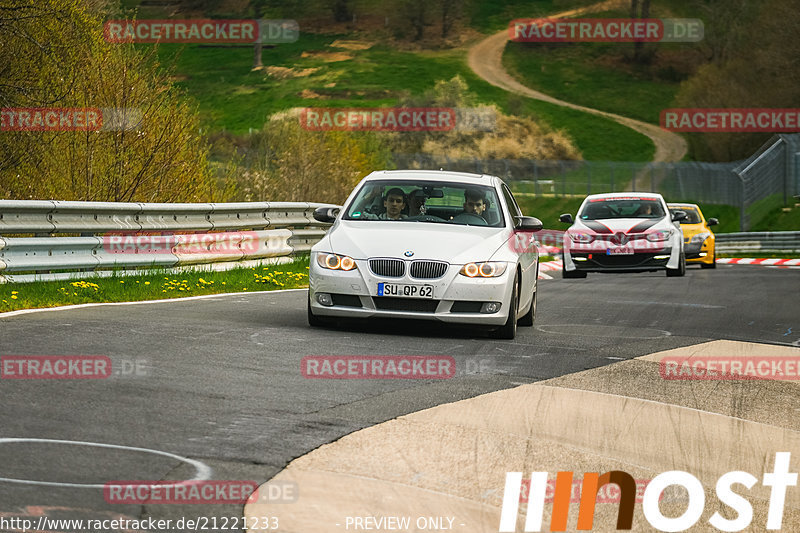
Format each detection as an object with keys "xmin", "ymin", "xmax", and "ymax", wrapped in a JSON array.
[
  {"xmin": 607, "ymin": 246, "xmax": 634, "ymax": 255},
  {"xmin": 377, "ymin": 283, "xmax": 434, "ymax": 298}
]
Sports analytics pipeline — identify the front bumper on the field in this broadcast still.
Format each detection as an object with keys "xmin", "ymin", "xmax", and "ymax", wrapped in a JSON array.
[
  {"xmin": 308, "ymin": 256, "xmax": 515, "ymax": 325},
  {"xmin": 684, "ymin": 239, "xmax": 714, "ymax": 263},
  {"xmin": 567, "ymin": 251, "xmax": 671, "ymax": 272}
]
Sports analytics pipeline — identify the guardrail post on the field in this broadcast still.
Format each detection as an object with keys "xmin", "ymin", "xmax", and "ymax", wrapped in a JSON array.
[
  {"xmin": 587, "ymin": 163, "xmax": 591, "ymax": 195},
  {"xmin": 650, "ymin": 164, "xmax": 655, "ymax": 192},
  {"xmin": 610, "ymin": 164, "xmax": 615, "ymax": 192}
]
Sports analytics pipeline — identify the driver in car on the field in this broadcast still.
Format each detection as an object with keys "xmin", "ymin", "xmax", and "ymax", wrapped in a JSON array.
[{"xmin": 462, "ymin": 189, "xmax": 487, "ymax": 220}]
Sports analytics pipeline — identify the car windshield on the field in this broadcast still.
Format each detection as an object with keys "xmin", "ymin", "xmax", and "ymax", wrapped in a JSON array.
[
  {"xmin": 670, "ymin": 207, "xmax": 702, "ymax": 224},
  {"xmin": 579, "ymin": 197, "xmax": 665, "ymax": 220},
  {"xmin": 343, "ymin": 180, "xmax": 504, "ymax": 227}
]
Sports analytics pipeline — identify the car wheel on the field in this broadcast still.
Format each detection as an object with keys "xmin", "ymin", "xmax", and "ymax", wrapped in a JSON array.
[
  {"xmin": 701, "ymin": 252, "xmax": 716, "ymax": 269},
  {"xmin": 308, "ymin": 296, "xmax": 332, "ymax": 327},
  {"xmin": 666, "ymin": 252, "xmax": 686, "ymax": 277},
  {"xmin": 561, "ymin": 253, "xmax": 587, "ymax": 278},
  {"xmin": 492, "ymin": 275, "xmax": 518, "ymax": 339},
  {"xmin": 518, "ymin": 289, "xmax": 536, "ymax": 327}
]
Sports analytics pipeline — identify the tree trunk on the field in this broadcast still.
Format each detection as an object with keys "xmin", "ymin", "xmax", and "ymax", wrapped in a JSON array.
[
  {"xmin": 632, "ymin": 0, "xmax": 650, "ymax": 63},
  {"xmin": 253, "ymin": 42, "xmax": 262, "ymax": 70}
]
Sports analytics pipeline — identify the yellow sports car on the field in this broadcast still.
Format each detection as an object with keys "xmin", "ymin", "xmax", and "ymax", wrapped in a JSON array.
[{"xmin": 667, "ymin": 203, "xmax": 718, "ymax": 268}]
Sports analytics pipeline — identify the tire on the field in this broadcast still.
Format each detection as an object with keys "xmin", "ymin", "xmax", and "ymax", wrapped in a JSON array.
[
  {"xmin": 518, "ymin": 289, "xmax": 536, "ymax": 327},
  {"xmin": 701, "ymin": 252, "xmax": 716, "ymax": 269},
  {"xmin": 307, "ymin": 296, "xmax": 331, "ymax": 327},
  {"xmin": 666, "ymin": 252, "xmax": 686, "ymax": 277},
  {"xmin": 562, "ymin": 267, "xmax": 587, "ymax": 279},
  {"xmin": 492, "ymin": 275, "xmax": 518, "ymax": 339},
  {"xmin": 561, "ymin": 253, "xmax": 587, "ymax": 278}
]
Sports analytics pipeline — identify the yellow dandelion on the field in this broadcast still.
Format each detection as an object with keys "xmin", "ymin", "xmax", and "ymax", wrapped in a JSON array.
[
  {"xmin": 11, "ymin": 295, "xmax": 18, "ymax": 300},
  {"xmin": 144, "ymin": 281, "xmax": 150, "ymax": 285},
  {"xmin": 11, "ymin": 291, "xmax": 18, "ymax": 295}
]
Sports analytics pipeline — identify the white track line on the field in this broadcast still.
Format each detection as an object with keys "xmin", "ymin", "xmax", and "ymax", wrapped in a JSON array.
[{"xmin": 0, "ymin": 288, "xmax": 307, "ymax": 319}]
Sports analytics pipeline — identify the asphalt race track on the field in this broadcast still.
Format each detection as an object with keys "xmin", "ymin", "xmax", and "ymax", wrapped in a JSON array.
[{"xmin": 0, "ymin": 264, "xmax": 798, "ymax": 530}]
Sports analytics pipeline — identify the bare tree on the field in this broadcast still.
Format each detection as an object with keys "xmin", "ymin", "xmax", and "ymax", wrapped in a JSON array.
[{"xmin": 630, "ymin": 0, "xmax": 651, "ymax": 64}]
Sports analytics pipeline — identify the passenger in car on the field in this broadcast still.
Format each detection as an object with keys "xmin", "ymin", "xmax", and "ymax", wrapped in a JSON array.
[
  {"xmin": 408, "ymin": 189, "xmax": 427, "ymax": 216},
  {"xmin": 463, "ymin": 189, "xmax": 487, "ymax": 219}
]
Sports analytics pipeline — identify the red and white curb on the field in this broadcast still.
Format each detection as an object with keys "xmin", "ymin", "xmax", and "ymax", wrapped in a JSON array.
[
  {"xmin": 536, "ymin": 258, "xmax": 800, "ymax": 279},
  {"xmin": 538, "ymin": 260, "xmax": 563, "ymax": 279},
  {"xmin": 718, "ymin": 257, "xmax": 800, "ymax": 267}
]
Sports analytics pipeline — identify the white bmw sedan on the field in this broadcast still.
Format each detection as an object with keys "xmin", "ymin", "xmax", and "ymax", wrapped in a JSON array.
[
  {"xmin": 559, "ymin": 192, "xmax": 686, "ymax": 278},
  {"xmin": 308, "ymin": 170, "xmax": 543, "ymax": 339}
]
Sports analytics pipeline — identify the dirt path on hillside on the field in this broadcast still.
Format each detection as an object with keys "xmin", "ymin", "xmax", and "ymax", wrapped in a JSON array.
[{"xmin": 467, "ymin": 0, "xmax": 687, "ymax": 163}]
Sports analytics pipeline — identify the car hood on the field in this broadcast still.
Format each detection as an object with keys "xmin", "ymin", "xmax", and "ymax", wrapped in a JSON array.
[
  {"xmin": 679, "ymin": 223, "xmax": 710, "ymax": 238},
  {"xmin": 326, "ymin": 220, "xmax": 508, "ymax": 264},
  {"xmin": 570, "ymin": 217, "xmax": 671, "ymax": 234}
]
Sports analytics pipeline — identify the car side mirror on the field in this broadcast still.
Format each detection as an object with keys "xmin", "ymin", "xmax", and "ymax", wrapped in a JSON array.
[
  {"xmin": 559, "ymin": 213, "xmax": 574, "ymax": 224},
  {"xmin": 707, "ymin": 218, "xmax": 719, "ymax": 226},
  {"xmin": 515, "ymin": 216, "xmax": 543, "ymax": 232},
  {"xmin": 313, "ymin": 206, "xmax": 340, "ymax": 223},
  {"xmin": 671, "ymin": 210, "xmax": 687, "ymax": 222}
]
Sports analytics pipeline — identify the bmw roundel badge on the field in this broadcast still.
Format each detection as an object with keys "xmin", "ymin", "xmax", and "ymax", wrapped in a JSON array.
[{"xmin": 404, "ymin": 250, "xmax": 414, "ymax": 257}]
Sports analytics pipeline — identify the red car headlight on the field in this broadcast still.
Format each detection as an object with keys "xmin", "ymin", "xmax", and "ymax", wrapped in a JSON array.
[
  {"xmin": 569, "ymin": 232, "xmax": 594, "ymax": 244},
  {"xmin": 646, "ymin": 230, "xmax": 672, "ymax": 242}
]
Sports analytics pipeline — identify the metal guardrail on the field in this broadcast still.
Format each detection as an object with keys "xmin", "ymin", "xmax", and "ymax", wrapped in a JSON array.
[
  {"xmin": 715, "ymin": 231, "xmax": 800, "ymax": 254},
  {"xmin": 0, "ymin": 200, "xmax": 334, "ymax": 284}
]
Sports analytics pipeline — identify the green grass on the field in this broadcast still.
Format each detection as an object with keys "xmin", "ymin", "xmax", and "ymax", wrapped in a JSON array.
[
  {"xmin": 515, "ymin": 196, "xmax": 584, "ymax": 226},
  {"xmin": 153, "ymin": 34, "xmax": 654, "ymax": 161},
  {"xmin": 0, "ymin": 258, "xmax": 309, "ymax": 314},
  {"xmin": 504, "ymin": 40, "xmax": 681, "ymax": 125},
  {"xmin": 747, "ymin": 195, "xmax": 800, "ymax": 232},
  {"xmin": 515, "ymin": 98, "xmax": 655, "ymax": 161},
  {"xmin": 512, "ymin": 195, "xmax": 800, "ymax": 234},
  {"xmin": 498, "ymin": 1, "xmax": 707, "ymax": 147},
  {"xmin": 751, "ymin": 205, "xmax": 800, "ymax": 232},
  {"xmin": 467, "ymin": 0, "xmax": 599, "ymax": 33}
]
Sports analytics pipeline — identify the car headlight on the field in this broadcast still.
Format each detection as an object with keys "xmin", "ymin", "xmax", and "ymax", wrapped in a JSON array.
[
  {"xmin": 646, "ymin": 230, "xmax": 673, "ymax": 242},
  {"xmin": 459, "ymin": 262, "xmax": 508, "ymax": 278},
  {"xmin": 690, "ymin": 232, "xmax": 711, "ymax": 244},
  {"xmin": 569, "ymin": 232, "xmax": 594, "ymax": 243},
  {"xmin": 316, "ymin": 252, "xmax": 357, "ymax": 271}
]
